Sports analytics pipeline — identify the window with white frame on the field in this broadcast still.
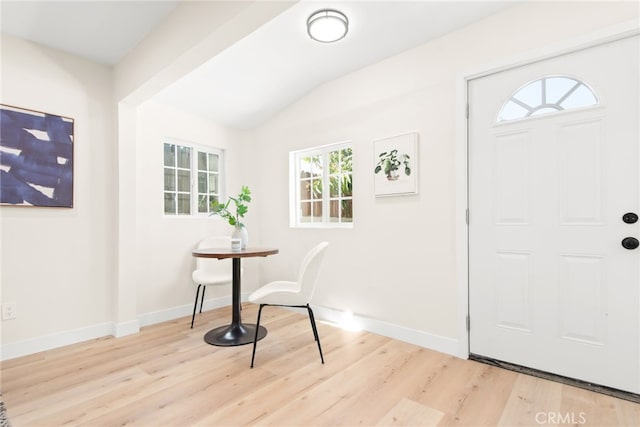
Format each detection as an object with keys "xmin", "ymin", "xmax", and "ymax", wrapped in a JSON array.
[
  {"xmin": 497, "ymin": 75, "xmax": 599, "ymax": 123},
  {"xmin": 163, "ymin": 141, "xmax": 224, "ymax": 215},
  {"xmin": 291, "ymin": 142, "xmax": 353, "ymax": 227}
]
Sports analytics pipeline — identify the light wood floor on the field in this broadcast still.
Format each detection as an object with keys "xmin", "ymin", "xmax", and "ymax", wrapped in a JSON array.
[{"xmin": 2, "ymin": 305, "xmax": 638, "ymax": 426}]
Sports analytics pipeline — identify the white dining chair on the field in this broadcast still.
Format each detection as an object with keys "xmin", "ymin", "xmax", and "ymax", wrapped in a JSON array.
[
  {"xmin": 248, "ymin": 241, "xmax": 329, "ymax": 367},
  {"xmin": 191, "ymin": 235, "xmax": 234, "ymax": 328}
]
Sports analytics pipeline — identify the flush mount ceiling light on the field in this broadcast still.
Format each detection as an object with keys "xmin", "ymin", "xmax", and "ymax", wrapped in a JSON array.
[{"xmin": 307, "ymin": 9, "xmax": 349, "ymax": 43}]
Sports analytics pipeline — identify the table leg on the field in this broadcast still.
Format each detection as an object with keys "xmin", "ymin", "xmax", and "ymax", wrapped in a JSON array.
[{"xmin": 204, "ymin": 257, "xmax": 267, "ymax": 346}]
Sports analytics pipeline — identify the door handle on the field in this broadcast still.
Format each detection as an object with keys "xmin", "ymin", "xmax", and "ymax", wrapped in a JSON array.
[{"xmin": 622, "ymin": 237, "xmax": 639, "ymax": 250}]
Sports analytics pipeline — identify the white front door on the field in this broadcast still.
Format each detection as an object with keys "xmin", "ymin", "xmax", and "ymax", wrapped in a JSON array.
[{"xmin": 468, "ymin": 35, "xmax": 639, "ymax": 393}]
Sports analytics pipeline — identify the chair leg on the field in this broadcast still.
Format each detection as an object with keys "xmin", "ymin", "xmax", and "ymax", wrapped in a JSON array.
[
  {"xmin": 191, "ymin": 284, "xmax": 202, "ymax": 329},
  {"xmin": 306, "ymin": 304, "xmax": 324, "ymax": 364},
  {"xmin": 250, "ymin": 304, "xmax": 265, "ymax": 368},
  {"xmin": 199, "ymin": 286, "xmax": 206, "ymax": 313}
]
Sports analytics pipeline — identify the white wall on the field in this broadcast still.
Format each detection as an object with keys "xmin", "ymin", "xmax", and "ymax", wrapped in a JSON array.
[
  {"xmin": 0, "ymin": 34, "xmax": 116, "ymax": 356},
  {"xmin": 251, "ymin": 1, "xmax": 639, "ymax": 353},
  {"xmin": 134, "ymin": 101, "xmax": 259, "ymax": 324}
]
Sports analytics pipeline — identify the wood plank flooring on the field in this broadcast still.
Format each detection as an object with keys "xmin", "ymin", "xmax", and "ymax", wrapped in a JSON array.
[{"xmin": 2, "ymin": 305, "xmax": 638, "ymax": 426}]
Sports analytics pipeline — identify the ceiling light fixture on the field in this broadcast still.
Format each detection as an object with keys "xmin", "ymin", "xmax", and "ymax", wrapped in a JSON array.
[{"xmin": 307, "ymin": 9, "xmax": 349, "ymax": 43}]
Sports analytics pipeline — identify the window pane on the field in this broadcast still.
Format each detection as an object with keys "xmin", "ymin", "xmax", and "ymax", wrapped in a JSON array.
[
  {"xmin": 329, "ymin": 199, "xmax": 353, "ymax": 222},
  {"xmin": 329, "ymin": 150, "xmax": 339, "ymax": 174},
  {"xmin": 177, "ymin": 194, "xmax": 190, "ymax": 215},
  {"xmin": 330, "ymin": 200, "xmax": 339, "ymax": 222},
  {"xmin": 329, "ymin": 176, "xmax": 339, "ymax": 197},
  {"xmin": 198, "ymin": 151, "xmax": 207, "ymax": 171},
  {"xmin": 164, "ymin": 168, "xmax": 176, "ymax": 191},
  {"xmin": 312, "ymin": 201, "xmax": 322, "ymax": 221},
  {"xmin": 311, "ymin": 155, "xmax": 322, "ymax": 175},
  {"xmin": 341, "ymin": 199, "xmax": 353, "ymax": 222},
  {"xmin": 546, "ymin": 77, "xmax": 578, "ymax": 104},
  {"xmin": 164, "ymin": 193, "xmax": 176, "ymax": 214},
  {"xmin": 312, "ymin": 179, "xmax": 323, "ymax": 199},
  {"xmin": 209, "ymin": 174, "xmax": 218, "ymax": 194},
  {"xmin": 177, "ymin": 146, "xmax": 190, "ymax": 169},
  {"xmin": 341, "ymin": 148, "xmax": 352, "ymax": 172},
  {"xmin": 300, "ymin": 201, "xmax": 312, "ymax": 222},
  {"xmin": 499, "ymin": 100, "xmax": 529, "ymax": 121},
  {"xmin": 209, "ymin": 153, "xmax": 219, "ymax": 172},
  {"xmin": 197, "ymin": 172, "xmax": 206, "ymax": 193},
  {"xmin": 300, "ymin": 179, "xmax": 312, "ymax": 201},
  {"xmin": 513, "ymin": 79, "xmax": 541, "ymax": 107},
  {"xmin": 164, "ymin": 143, "xmax": 175, "ymax": 167},
  {"xmin": 198, "ymin": 195, "xmax": 208, "ymax": 213},
  {"xmin": 560, "ymin": 84, "xmax": 598, "ymax": 109},
  {"xmin": 300, "ymin": 157, "xmax": 313, "ymax": 179},
  {"xmin": 177, "ymin": 170, "xmax": 190, "ymax": 192},
  {"xmin": 342, "ymin": 174, "xmax": 353, "ymax": 197}
]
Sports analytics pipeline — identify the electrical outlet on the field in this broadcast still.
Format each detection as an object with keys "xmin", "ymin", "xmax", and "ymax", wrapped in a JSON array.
[{"xmin": 2, "ymin": 302, "xmax": 17, "ymax": 320}]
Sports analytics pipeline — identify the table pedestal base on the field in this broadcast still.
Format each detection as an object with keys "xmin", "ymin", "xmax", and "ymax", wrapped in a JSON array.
[{"xmin": 204, "ymin": 323, "xmax": 267, "ymax": 346}]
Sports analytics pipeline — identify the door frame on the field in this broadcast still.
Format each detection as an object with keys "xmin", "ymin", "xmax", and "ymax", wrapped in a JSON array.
[{"xmin": 455, "ymin": 21, "xmax": 640, "ymax": 359}]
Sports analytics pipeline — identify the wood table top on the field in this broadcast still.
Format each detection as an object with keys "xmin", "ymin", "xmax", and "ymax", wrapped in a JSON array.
[{"xmin": 192, "ymin": 247, "xmax": 279, "ymax": 259}]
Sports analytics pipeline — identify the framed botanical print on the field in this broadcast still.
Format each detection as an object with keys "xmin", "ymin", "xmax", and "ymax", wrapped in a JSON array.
[{"xmin": 373, "ymin": 132, "xmax": 418, "ymax": 196}]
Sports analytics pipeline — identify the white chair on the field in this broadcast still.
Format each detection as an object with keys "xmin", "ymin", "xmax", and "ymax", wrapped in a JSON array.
[
  {"xmin": 248, "ymin": 241, "xmax": 329, "ymax": 367},
  {"xmin": 191, "ymin": 236, "xmax": 234, "ymax": 328}
]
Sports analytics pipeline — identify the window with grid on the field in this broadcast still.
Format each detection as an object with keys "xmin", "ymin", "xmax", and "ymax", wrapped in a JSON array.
[
  {"xmin": 498, "ymin": 75, "xmax": 599, "ymax": 123},
  {"xmin": 163, "ymin": 141, "xmax": 224, "ymax": 215},
  {"xmin": 291, "ymin": 142, "xmax": 353, "ymax": 227}
]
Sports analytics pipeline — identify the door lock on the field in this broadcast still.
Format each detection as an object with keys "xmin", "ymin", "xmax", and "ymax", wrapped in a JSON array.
[
  {"xmin": 621, "ymin": 237, "xmax": 639, "ymax": 250},
  {"xmin": 622, "ymin": 212, "xmax": 638, "ymax": 224}
]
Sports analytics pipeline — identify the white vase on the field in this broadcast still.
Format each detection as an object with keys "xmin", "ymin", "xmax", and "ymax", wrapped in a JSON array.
[{"xmin": 232, "ymin": 225, "xmax": 248, "ymax": 249}]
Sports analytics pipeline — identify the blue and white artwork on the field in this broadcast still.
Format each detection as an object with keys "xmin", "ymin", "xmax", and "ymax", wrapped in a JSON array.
[{"xmin": 0, "ymin": 105, "xmax": 74, "ymax": 207}]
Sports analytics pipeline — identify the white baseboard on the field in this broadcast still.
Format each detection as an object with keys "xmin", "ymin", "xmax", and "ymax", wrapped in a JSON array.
[
  {"xmin": 137, "ymin": 294, "xmax": 241, "ymax": 327},
  {"xmin": 0, "ymin": 294, "xmax": 249, "ymax": 361},
  {"xmin": 0, "ymin": 297, "xmax": 460, "ymax": 362},
  {"xmin": 1, "ymin": 322, "xmax": 115, "ymax": 361},
  {"xmin": 113, "ymin": 319, "xmax": 140, "ymax": 338},
  {"xmin": 313, "ymin": 305, "xmax": 461, "ymax": 358}
]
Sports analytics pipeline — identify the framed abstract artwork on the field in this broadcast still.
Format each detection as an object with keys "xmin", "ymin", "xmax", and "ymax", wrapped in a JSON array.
[
  {"xmin": 373, "ymin": 132, "xmax": 418, "ymax": 196},
  {"xmin": 0, "ymin": 104, "xmax": 74, "ymax": 207}
]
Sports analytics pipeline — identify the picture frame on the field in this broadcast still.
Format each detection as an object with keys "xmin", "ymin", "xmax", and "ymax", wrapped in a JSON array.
[
  {"xmin": 373, "ymin": 132, "xmax": 418, "ymax": 196},
  {"xmin": 0, "ymin": 104, "xmax": 74, "ymax": 207}
]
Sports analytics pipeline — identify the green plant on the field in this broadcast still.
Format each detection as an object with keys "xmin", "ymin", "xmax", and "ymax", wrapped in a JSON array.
[
  {"xmin": 374, "ymin": 149, "xmax": 411, "ymax": 180},
  {"xmin": 210, "ymin": 185, "xmax": 251, "ymax": 228}
]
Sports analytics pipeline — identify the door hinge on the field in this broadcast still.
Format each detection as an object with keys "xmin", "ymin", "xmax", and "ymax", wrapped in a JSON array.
[
  {"xmin": 465, "ymin": 208, "xmax": 469, "ymax": 225},
  {"xmin": 466, "ymin": 103, "xmax": 469, "ymax": 119},
  {"xmin": 466, "ymin": 315, "xmax": 470, "ymax": 332}
]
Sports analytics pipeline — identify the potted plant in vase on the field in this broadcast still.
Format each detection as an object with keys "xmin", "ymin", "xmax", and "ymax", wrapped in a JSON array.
[
  {"xmin": 210, "ymin": 185, "xmax": 251, "ymax": 248},
  {"xmin": 374, "ymin": 149, "xmax": 411, "ymax": 181}
]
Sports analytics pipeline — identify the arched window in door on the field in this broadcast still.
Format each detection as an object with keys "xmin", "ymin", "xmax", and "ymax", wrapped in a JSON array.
[{"xmin": 497, "ymin": 75, "xmax": 598, "ymax": 122}]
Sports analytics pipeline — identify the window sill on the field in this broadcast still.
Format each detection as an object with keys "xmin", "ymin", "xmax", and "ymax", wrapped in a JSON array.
[{"xmin": 291, "ymin": 223, "xmax": 353, "ymax": 229}]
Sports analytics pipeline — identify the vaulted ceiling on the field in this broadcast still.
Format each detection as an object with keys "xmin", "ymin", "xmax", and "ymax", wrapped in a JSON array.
[{"xmin": 1, "ymin": 1, "xmax": 515, "ymax": 129}]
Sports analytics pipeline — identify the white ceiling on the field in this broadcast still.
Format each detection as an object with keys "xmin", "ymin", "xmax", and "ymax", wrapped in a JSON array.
[
  {"xmin": 1, "ymin": 1, "xmax": 515, "ymax": 129},
  {"xmin": 0, "ymin": 1, "xmax": 180, "ymax": 65}
]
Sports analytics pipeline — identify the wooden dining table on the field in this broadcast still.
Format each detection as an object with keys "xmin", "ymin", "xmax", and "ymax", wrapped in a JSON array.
[{"xmin": 192, "ymin": 246, "xmax": 279, "ymax": 346}]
